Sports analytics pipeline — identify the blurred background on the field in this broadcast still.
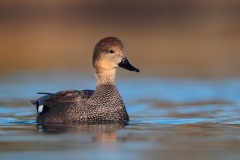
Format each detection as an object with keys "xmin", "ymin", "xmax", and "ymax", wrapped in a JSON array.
[
  {"xmin": 1, "ymin": 0, "xmax": 240, "ymax": 78},
  {"xmin": 2, "ymin": 2, "xmax": 240, "ymax": 159}
]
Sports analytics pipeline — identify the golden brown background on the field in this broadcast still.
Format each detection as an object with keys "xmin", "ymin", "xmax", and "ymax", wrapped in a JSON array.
[{"xmin": 1, "ymin": 0, "xmax": 240, "ymax": 78}]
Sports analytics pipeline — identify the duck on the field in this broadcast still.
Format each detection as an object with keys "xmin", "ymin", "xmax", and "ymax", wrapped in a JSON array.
[{"xmin": 31, "ymin": 37, "xmax": 140, "ymax": 123}]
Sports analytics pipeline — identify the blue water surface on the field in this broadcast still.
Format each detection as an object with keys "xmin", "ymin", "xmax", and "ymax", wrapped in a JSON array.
[{"xmin": 0, "ymin": 71, "xmax": 240, "ymax": 160}]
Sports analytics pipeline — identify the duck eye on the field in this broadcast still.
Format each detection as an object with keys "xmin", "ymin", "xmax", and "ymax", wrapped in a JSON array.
[{"xmin": 109, "ymin": 50, "xmax": 115, "ymax": 53}]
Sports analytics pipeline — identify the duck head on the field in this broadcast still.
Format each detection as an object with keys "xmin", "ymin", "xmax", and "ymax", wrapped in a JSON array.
[{"xmin": 93, "ymin": 37, "xmax": 140, "ymax": 74}]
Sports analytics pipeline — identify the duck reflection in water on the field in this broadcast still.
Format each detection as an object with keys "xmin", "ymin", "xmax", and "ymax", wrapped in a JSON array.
[{"xmin": 37, "ymin": 122, "xmax": 128, "ymax": 142}]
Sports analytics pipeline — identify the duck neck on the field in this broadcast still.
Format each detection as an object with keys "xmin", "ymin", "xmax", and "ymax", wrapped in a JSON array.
[{"xmin": 95, "ymin": 68, "xmax": 116, "ymax": 87}]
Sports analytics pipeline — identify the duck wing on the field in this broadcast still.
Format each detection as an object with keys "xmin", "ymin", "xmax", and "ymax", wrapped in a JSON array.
[{"xmin": 31, "ymin": 90, "xmax": 94, "ymax": 114}]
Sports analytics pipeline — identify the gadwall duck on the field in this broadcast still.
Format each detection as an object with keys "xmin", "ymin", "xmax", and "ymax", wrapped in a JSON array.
[{"xmin": 31, "ymin": 37, "xmax": 140, "ymax": 123}]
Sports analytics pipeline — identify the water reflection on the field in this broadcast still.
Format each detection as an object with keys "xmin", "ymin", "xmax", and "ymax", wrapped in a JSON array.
[
  {"xmin": 37, "ymin": 122, "xmax": 127, "ymax": 142},
  {"xmin": 37, "ymin": 122, "xmax": 127, "ymax": 134}
]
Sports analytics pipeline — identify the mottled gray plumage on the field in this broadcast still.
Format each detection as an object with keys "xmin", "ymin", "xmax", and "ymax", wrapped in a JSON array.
[{"xmin": 31, "ymin": 37, "xmax": 140, "ymax": 123}]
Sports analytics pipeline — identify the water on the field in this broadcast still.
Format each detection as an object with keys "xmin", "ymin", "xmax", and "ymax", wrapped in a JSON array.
[{"xmin": 1, "ymin": 71, "xmax": 240, "ymax": 160}]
